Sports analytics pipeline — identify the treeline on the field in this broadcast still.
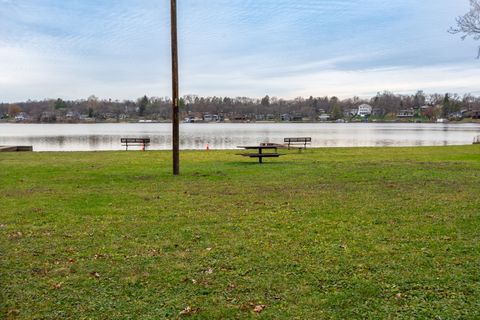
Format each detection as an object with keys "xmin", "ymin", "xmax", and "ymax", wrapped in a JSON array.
[{"xmin": 1, "ymin": 91, "xmax": 479, "ymax": 122}]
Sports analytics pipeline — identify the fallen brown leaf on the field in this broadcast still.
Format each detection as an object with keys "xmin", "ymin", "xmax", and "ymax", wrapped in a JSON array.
[
  {"xmin": 205, "ymin": 268, "xmax": 213, "ymax": 275},
  {"xmin": 254, "ymin": 305, "xmax": 266, "ymax": 313},
  {"xmin": 179, "ymin": 306, "xmax": 197, "ymax": 316}
]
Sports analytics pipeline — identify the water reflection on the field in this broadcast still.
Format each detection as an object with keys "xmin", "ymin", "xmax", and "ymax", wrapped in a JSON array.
[{"xmin": 0, "ymin": 123, "xmax": 479, "ymax": 152}]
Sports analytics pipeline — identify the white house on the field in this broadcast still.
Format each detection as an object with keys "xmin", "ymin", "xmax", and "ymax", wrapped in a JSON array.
[
  {"xmin": 318, "ymin": 114, "xmax": 331, "ymax": 122},
  {"xmin": 357, "ymin": 104, "xmax": 373, "ymax": 117},
  {"xmin": 14, "ymin": 112, "xmax": 28, "ymax": 122},
  {"xmin": 397, "ymin": 109, "xmax": 414, "ymax": 118}
]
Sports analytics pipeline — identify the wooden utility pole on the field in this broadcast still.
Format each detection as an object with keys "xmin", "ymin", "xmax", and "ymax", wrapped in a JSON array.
[{"xmin": 171, "ymin": 0, "xmax": 180, "ymax": 175}]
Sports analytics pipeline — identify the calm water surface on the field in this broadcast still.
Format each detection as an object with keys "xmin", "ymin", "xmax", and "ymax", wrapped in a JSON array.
[{"xmin": 0, "ymin": 123, "xmax": 479, "ymax": 152}]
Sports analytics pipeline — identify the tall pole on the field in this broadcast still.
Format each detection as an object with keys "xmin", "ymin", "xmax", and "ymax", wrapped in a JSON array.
[{"xmin": 171, "ymin": 0, "xmax": 180, "ymax": 175}]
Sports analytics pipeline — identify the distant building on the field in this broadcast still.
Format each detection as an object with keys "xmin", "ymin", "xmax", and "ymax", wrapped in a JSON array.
[
  {"xmin": 231, "ymin": 115, "xmax": 249, "ymax": 122},
  {"xmin": 66, "ymin": 111, "xmax": 80, "ymax": 120},
  {"xmin": 447, "ymin": 112, "xmax": 463, "ymax": 120},
  {"xmin": 203, "ymin": 113, "xmax": 220, "ymax": 122},
  {"xmin": 14, "ymin": 112, "xmax": 28, "ymax": 122},
  {"xmin": 318, "ymin": 114, "xmax": 331, "ymax": 122},
  {"xmin": 40, "ymin": 111, "xmax": 56, "ymax": 122},
  {"xmin": 420, "ymin": 105, "xmax": 431, "ymax": 112},
  {"xmin": 397, "ymin": 109, "xmax": 415, "ymax": 118},
  {"xmin": 469, "ymin": 109, "xmax": 480, "ymax": 119},
  {"xmin": 344, "ymin": 108, "xmax": 358, "ymax": 117},
  {"xmin": 371, "ymin": 108, "xmax": 385, "ymax": 117},
  {"xmin": 357, "ymin": 104, "xmax": 372, "ymax": 117},
  {"xmin": 203, "ymin": 113, "xmax": 214, "ymax": 122}
]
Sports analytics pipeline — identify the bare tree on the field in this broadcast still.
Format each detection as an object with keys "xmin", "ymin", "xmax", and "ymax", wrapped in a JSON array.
[{"xmin": 450, "ymin": 0, "xmax": 480, "ymax": 58}]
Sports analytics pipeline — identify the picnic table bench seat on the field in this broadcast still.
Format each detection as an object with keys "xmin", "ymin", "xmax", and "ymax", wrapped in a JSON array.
[
  {"xmin": 237, "ymin": 153, "xmax": 281, "ymax": 158},
  {"xmin": 237, "ymin": 145, "xmax": 283, "ymax": 163}
]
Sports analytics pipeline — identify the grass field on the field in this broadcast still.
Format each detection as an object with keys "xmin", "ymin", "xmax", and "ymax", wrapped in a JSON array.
[{"xmin": 1, "ymin": 146, "xmax": 479, "ymax": 319}]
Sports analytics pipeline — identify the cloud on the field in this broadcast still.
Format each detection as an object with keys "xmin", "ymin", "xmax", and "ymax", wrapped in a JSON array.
[
  {"xmin": 0, "ymin": 0, "xmax": 478, "ymax": 102},
  {"xmin": 182, "ymin": 61, "xmax": 480, "ymax": 99}
]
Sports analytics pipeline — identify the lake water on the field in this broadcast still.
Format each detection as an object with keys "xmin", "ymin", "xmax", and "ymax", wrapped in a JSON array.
[{"xmin": 0, "ymin": 123, "xmax": 479, "ymax": 152}]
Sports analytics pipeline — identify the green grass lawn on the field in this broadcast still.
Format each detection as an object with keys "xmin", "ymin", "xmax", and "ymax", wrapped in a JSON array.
[{"xmin": 1, "ymin": 146, "xmax": 479, "ymax": 319}]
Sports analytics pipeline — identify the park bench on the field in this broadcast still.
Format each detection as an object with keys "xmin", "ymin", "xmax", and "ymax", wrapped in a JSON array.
[
  {"xmin": 121, "ymin": 138, "xmax": 150, "ymax": 151},
  {"xmin": 284, "ymin": 137, "xmax": 311, "ymax": 149}
]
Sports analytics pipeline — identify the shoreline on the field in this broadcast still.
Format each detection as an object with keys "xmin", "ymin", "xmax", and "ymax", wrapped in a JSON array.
[
  {"xmin": 2, "ymin": 144, "xmax": 478, "ymax": 153},
  {"xmin": 2, "ymin": 120, "xmax": 480, "ymax": 124}
]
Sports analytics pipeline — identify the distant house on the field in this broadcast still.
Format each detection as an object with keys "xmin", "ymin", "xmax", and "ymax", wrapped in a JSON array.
[
  {"xmin": 232, "ymin": 115, "xmax": 249, "ymax": 122},
  {"xmin": 397, "ymin": 109, "xmax": 415, "ymax": 118},
  {"xmin": 420, "ymin": 105, "xmax": 432, "ymax": 114},
  {"xmin": 469, "ymin": 109, "xmax": 480, "ymax": 119},
  {"xmin": 14, "ymin": 112, "xmax": 28, "ymax": 122},
  {"xmin": 448, "ymin": 112, "xmax": 463, "ymax": 120},
  {"xmin": 357, "ymin": 104, "xmax": 372, "ymax": 117},
  {"xmin": 372, "ymin": 108, "xmax": 385, "ymax": 117},
  {"xmin": 40, "ymin": 111, "xmax": 56, "ymax": 122},
  {"xmin": 281, "ymin": 114, "xmax": 291, "ymax": 121},
  {"xmin": 203, "ymin": 113, "xmax": 214, "ymax": 122},
  {"xmin": 66, "ymin": 111, "xmax": 80, "ymax": 120},
  {"xmin": 318, "ymin": 114, "xmax": 331, "ymax": 122},
  {"xmin": 184, "ymin": 116, "xmax": 203, "ymax": 123},
  {"xmin": 344, "ymin": 108, "xmax": 358, "ymax": 117}
]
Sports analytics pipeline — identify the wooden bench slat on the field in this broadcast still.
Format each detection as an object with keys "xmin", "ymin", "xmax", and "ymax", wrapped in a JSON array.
[
  {"xmin": 283, "ymin": 137, "xmax": 311, "ymax": 150},
  {"xmin": 121, "ymin": 138, "xmax": 150, "ymax": 151},
  {"xmin": 121, "ymin": 138, "xmax": 150, "ymax": 143},
  {"xmin": 284, "ymin": 137, "xmax": 311, "ymax": 143},
  {"xmin": 239, "ymin": 153, "xmax": 281, "ymax": 158}
]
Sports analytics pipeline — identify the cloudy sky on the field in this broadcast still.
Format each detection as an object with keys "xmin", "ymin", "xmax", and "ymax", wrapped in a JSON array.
[{"xmin": 0, "ymin": 0, "xmax": 478, "ymax": 102}]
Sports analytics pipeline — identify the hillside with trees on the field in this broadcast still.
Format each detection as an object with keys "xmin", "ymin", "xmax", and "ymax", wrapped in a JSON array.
[{"xmin": 1, "ymin": 91, "xmax": 480, "ymax": 123}]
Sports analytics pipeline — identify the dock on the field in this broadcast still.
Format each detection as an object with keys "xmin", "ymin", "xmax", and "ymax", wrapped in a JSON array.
[{"xmin": 0, "ymin": 146, "xmax": 33, "ymax": 152}]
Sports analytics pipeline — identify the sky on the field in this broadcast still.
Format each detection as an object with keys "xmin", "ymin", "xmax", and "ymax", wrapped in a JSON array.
[{"xmin": 0, "ymin": 0, "xmax": 479, "ymax": 102}]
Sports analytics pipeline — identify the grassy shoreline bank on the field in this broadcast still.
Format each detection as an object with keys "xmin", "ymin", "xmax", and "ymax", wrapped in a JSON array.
[{"xmin": 1, "ymin": 146, "xmax": 479, "ymax": 319}]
